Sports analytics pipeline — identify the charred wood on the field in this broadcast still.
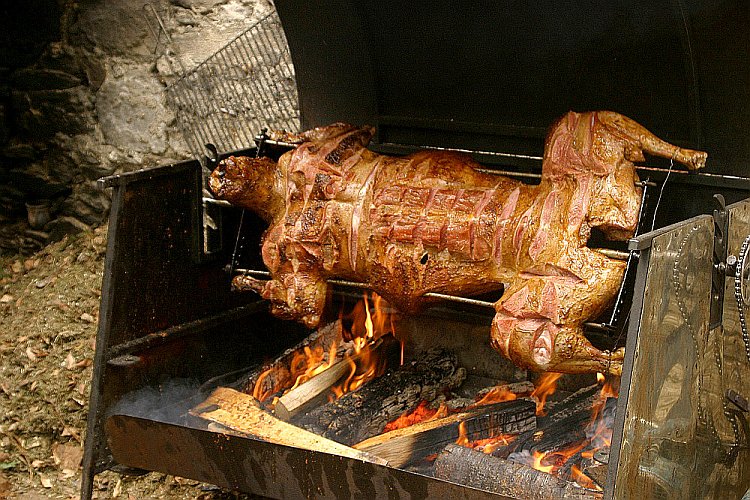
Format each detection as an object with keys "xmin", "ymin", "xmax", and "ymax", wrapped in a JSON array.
[
  {"xmin": 354, "ymin": 398, "xmax": 536, "ymax": 467},
  {"xmin": 275, "ymin": 336, "xmax": 399, "ymax": 421},
  {"xmin": 541, "ymin": 384, "xmax": 601, "ymax": 426},
  {"xmin": 293, "ymin": 349, "xmax": 466, "ymax": 446},
  {"xmin": 434, "ymin": 444, "xmax": 599, "ymax": 499},
  {"xmin": 240, "ymin": 320, "xmax": 343, "ymax": 400}
]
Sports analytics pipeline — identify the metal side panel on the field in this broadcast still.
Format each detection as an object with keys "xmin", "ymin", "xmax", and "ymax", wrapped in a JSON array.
[
  {"xmin": 105, "ymin": 415, "xmax": 507, "ymax": 500},
  {"xmin": 609, "ymin": 215, "xmax": 716, "ymax": 499},
  {"xmin": 713, "ymin": 199, "xmax": 750, "ymax": 497}
]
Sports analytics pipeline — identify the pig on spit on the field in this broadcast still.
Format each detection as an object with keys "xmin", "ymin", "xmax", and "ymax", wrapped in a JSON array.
[{"xmin": 209, "ymin": 111, "xmax": 706, "ymax": 375}]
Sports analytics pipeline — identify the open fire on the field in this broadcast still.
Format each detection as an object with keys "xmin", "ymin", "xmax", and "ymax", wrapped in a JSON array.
[
  {"xmin": 191, "ymin": 297, "xmax": 621, "ymax": 497},
  {"xmin": 252, "ymin": 292, "xmax": 400, "ymax": 409}
]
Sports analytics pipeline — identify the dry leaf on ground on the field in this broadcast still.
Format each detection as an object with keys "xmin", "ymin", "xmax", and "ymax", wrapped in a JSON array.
[
  {"xmin": 0, "ymin": 472, "xmax": 11, "ymax": 498},
  {"xmin": 51, "ymin": 442, "xmax": 83, "ymax": 472}
]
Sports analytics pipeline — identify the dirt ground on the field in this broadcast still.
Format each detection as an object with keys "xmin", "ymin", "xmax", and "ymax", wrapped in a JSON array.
[{"xmin": 0, "ymin": 228, "xmax": 251, "ymax": 499}]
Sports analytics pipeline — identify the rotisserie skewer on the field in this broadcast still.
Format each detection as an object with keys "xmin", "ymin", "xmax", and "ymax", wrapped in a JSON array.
[{"xmin": 210, "ymin": 111, "xmax": 707, "ymax": 375}]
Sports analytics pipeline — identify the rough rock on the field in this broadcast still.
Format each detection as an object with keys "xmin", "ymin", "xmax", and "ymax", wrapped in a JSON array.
[
  {"xmin": 96, "ymin": 67, "xmax": 171, "ymax": 155},
  {"xmin": 10, "ymin": 68, "xmax": 82, "ymax": 90},
  {"xmin": 171, "ymin": 0, "xmax": 229, "ymax": 14},
  {"xmin": 44, "ymin": 216, "xmax": 90, "ymax": 242},
  {"xmin": 71, "ymin": 0, "xmax": 152, "ymax": 59},
  {"xmin": 12, "ymin": 87, "xmax": 95, "ymax": 138}
]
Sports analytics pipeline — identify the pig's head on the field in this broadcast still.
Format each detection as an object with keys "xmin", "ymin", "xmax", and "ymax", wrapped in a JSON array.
[{"xmin": 209, "ymin": 156, "xmax": 285, "ymax": 222}]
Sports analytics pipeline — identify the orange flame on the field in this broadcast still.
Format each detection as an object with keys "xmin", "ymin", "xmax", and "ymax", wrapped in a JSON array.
[
  {"xmin": 531, "ymin": 451, "xmax": 555, "ymax": 474},
  {"xmin": 384, "ymin": 401, "xmax": 448, "ymax": 432},
  {"xmin": 456, "ymin": 421, "xmax": 469, "ymax": 446},
  {"xmin": 330, "ymin": 293, "xmax": 394, "ymax": 400},
  {"xmin": 252, "ymin": 292, "xmax": 396, "ymax": 403},
  {"xmin": 471, "ymin": 386, "xmax": 518, "ymax": 408},
  {"xmin": 531, "ymin": 373, "xmax": 562, "ymax": 416}
]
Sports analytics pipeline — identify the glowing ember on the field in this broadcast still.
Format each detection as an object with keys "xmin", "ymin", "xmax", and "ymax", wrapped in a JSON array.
[
  {"xmin": 455, "ymin": 420, "xmax": 518, "ymax": 454},
  {"xmin": 531, "ymin": 372, "xmax": 562, "ymax": 416}
]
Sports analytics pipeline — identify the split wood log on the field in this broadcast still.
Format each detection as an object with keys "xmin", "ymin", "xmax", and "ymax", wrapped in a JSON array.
[
  {"xmin": 275, "ymin": 337, "xmax": 397, "ymax": 421},
  {"xmin": 190, "ymin": 387, "xmax": 388, "ymax": 466},
  {"xmin": 293, "ymin": 348, "xmax": 466, "ymax": 446},
  {"xmin": 240, "ymin": 320, "xmax": 343, "ymax": 400},
  {"xmin": 353, "ymin": 398, "xmax": 536, "ymax": 467},
  {"xmin": 434, "ymin": 444, "xmax": 600, "ymax": 499},
  {"xmin": 541, "ymin": 383, "xmax": 601, "ymax": 426},
  {"xmin": 473, "ymin": 380, "xmax": 535, "ymax": 402}
]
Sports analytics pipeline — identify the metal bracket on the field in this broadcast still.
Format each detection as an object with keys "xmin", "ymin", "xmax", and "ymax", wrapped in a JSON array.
[
  {"xmin": 711, "ymin": 194, "xmax": 730, "ymax": 328},
  {"xmin": 727, "ymin": 389, "xmax": 749, "ymax": 413}
]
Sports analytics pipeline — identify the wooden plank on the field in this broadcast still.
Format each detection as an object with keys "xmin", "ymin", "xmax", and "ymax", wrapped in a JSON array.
[
  {"xmin": 190, "ymin": 387, "xmax": 388, "ymax": 466},
  {"xmin": 354, "ymin": 398, "xmax": 536, "ymax": 467},
  {"xmin": 434, "ymin": 444, "xmax": 598, "ymax": 499}
]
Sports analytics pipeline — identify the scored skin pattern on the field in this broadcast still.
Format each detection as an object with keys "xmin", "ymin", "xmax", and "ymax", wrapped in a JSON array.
[{"xmin": 210, "ymin": 111, "xmax": 707, "ymax": 375}]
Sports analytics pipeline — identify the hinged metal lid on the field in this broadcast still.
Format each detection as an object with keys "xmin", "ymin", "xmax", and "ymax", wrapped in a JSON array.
[{"xmin": 275, "ymin": 0, "xmax": 750, "ymax": 175}]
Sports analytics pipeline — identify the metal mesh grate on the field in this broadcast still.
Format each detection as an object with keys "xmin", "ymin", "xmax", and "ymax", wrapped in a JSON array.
[{"xmin": 166, "ymin": 11, "xmax": 300, "ymax": 165}]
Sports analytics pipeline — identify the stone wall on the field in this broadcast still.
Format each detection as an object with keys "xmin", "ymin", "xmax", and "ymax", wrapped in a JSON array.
[{"xmin": 0, "ymin": 0, "xmax": 272, "ymax": 253}]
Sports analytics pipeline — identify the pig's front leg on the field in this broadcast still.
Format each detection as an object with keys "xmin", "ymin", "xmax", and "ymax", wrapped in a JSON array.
[{"xmin": 233, "ymin": 269, "xmax": 329, "ymax": 329}]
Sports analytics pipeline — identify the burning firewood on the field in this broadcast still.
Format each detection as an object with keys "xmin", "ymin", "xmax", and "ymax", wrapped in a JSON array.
[
  {"xmin": 292, "ymin": 349, "xmax": 466, "ymax": 446},
  {"xmin": 189, "ymin": 387, "xmax": 388, "ymax": 466},
  {"xmin": 353, "ymin": 398, "xmax": 536, "ymax": 467},
  {"xmin": 242, "ymin": 320, "xmax": 344, "ymax": 401},
  {"xmin": 274, "ymin": 336, "xmax": 399, "ymax": 420},
  {"xmin": 434, "ymin": 444, "xmax": 600, "ymax": 499}
]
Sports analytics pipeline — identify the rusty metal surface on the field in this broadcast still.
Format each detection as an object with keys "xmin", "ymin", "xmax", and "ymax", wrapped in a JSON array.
[
  {"xmin": 106, "ymin": 414, "xmax": 512, "ymax": 499},
  {"xmin": 610, "ymin": 213, "xmax": 750, "ymax": 498}
]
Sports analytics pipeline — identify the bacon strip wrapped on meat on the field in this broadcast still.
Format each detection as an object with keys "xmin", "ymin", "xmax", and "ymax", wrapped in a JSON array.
[{"xmin": 209, "ymin": 111, "xmax": 706, "ymax": 375}]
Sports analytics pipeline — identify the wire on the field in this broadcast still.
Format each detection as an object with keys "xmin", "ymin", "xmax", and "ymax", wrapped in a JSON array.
[{"xmin": 650, "ymin": 155, "xmax": 675, "ymax": 232}]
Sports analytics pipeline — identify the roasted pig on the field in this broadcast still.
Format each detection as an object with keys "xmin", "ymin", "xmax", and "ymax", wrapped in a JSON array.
[{"xmin": 209, "ymin": 111, "xmax": 706, "ymax": 374}]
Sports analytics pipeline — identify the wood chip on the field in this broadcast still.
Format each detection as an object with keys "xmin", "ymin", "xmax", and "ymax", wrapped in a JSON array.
[
  {"xmin": 35, "ymin": 277, "xmax": 51, "ymax": 289},
  {"xmin": 0, "ymin": 295, "xmax": 13, "ymax": 304},
  {"xmin": 74, "ymin": 358, "xmax": 92, "ymax": 369},
  {"xmin": 61, "ymin": 427, "xmax": 81, "ymax": 442},
  {"xmin": 39, "ymin": 475, "xmax": 52, "ymax": 488},
  {"xmin": 25, "ymin": 347, "xmax": 37, "ymax": 362},
  {"xmin": 80, "ymin": 313, "xmax": 95, "ymax": 323}
]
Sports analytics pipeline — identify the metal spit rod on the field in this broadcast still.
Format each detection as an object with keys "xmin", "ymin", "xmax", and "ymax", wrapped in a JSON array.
[{"xmin": 232, "ymin": 247, "xmax": 629, "ymax": 330}]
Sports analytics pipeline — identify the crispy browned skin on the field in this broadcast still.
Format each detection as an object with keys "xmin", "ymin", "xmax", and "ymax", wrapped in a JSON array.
[{"xmin": 209, "ymin": 112, "xmax": 707, "ymax": 375}]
